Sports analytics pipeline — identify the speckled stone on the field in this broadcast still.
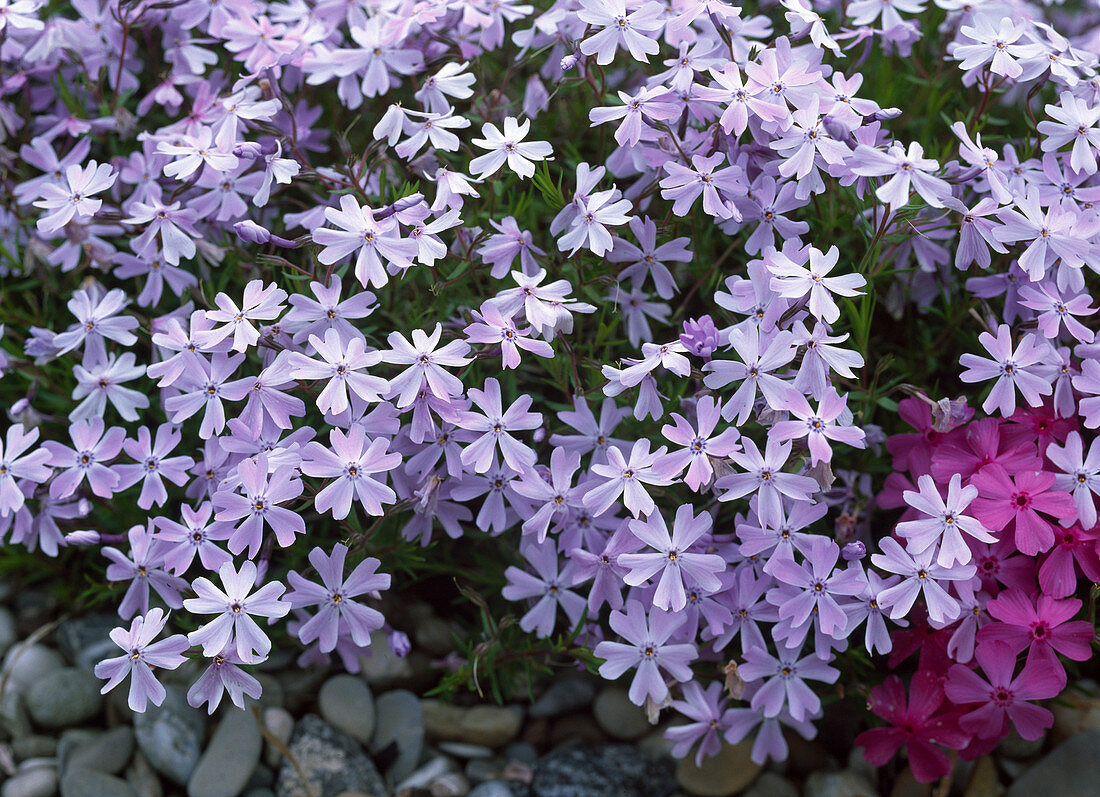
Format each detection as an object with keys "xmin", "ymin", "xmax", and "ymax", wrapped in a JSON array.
[
  {"xmin": 275, "ymin": 715, "xmax": 386, "ymax": 797},
  {"xmin": 531, "ymin": 744, "xmax": 676, "ymax": 797}
]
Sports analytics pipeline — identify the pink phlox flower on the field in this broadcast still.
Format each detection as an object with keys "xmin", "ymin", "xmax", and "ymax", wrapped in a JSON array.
[
  {"xmin": 854, "ymin": 671, "xmax": 968, "ymax": 784},
  {"xmin": 94, "ymin": 608, "xmax": 189, "ymax": 713},
  {"xmin": 502, "ymin": 540, "xmax": 586, "ymax": 638},
  {"xmin": 184, "ymin": 560, "xmax": 290, "ymax": 664},
  {"xmin": 695, "ymin": 63, "xmax": 787, "ymax": 137},
  {"xmin": 958, "ymin": 325, "xmax": 1053, "ymax": 417},
  {"xmin": 594, "ymin": 599, "xmax": 696, "ymax": 706},
  {"xmin": 618, "ymin": 505, "xmax": 725, "ymax": 611},
  {"xmin": 978, "ymin": 587, "xmax": 1094, "ymax": 675},
  {"xmin": 769, "ymin": 98, "xmax": 850, "ymax": 199},
  {"xmin": 568, "ymin": 525, "xmax": 637, "ymax": 612},
  {"xmin": 952, "ymin": 15, "xmax": 1040, "ymax": 80},
  {"xmin": 896, "ymin": 473, "xmax": 996, "ymax": 567},
  {"xmin": 285, "ymin": 542, "xmax": 390, "ymax": 652},
  {"xmin": 969, "ymin": 463, "xmax": 1076, "ymax": 555},
  {"xmin": 945, "ymin": 640, "xmax": 1063, "ymax": 742},
  {"xmin": 929, "ymin": 417, "xmax": 1040, "ymax": 483}
]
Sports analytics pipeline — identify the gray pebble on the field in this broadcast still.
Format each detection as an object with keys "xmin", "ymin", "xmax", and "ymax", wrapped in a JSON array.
[
  {"xmin": 370, "ymin": 689, "xmax": 423, "ymax": 783},
  {"xmin": 187, "ymin": 708, "xmax": 263, "ymax": 797},
  {"xmin": 64, "ymin": 726, "xmax": 134, "ymax": 776},
  {"xmin": 318, "ymin": 675, "xmax": 375, "ymax": 744},
  {"xmin": 60, "ymin": 769, "xmax": 138, "ymax": 797},
  {"xmin": 1, "ymin": 766, "xmax": 57, "ymax": 797},
  {"xmin": 134, "ymin": 686, "xmax": 205, "ymax": 786}
]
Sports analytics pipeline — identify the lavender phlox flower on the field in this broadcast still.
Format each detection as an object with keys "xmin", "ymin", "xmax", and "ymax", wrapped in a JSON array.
[
  {"xmin": 196, "ymin": 280, "xmax": 287, "ymax": 353},
  {"xmin": 1037, "ymin": 90, "xmax": 1100, "ymax": 175},
  {"xmin": 380, "ymin": 324, "xmax": 471, "ymax": 408},
  {"xmin": 789, "ymin": 320, "xmax": 865, "ymax": 400},
  {"xmin": 871, "ymin": 537, "xmax": 976, "ymax": 624},
  {"xmin": 608, "ymin": 216, "xmax": 690, "ymax": 300},
  {"xmin": 594, "ymin": 600, "xmax": 695, "ymax": 705},
  {"xmin": 94, "ymin": 608, "xmax": 188, "ymax": 713},
  {"xmin": 765, "ymin": 536, "xmax": 865, "ymax": 638},
  {"xmin": 147, "ymin": 311, "xmax": 227, "ymax": 388},
  {"xmin": 584, "ymin": 438, "xmax": 673, "ymax": 518},
  {"xmin": 737, "ymin": 498, "xmax": 826, "ymax": 562},
  {"xmin": 300, "ymin": 425, "xmax": 400, "ymax": 519},
  {"xmin": 71, "ymin": 352, "xmax": 149, "ymax": 423},
  {"xmin": 284, "ymin": 276, "xmax": 377, "ymax": 346},
  {"xmin": 619, "ymin": 340, "xmax": 691, "ymax": 387},
  {"xmin": 568, "ymin": 525, "xmax": 638, "ymax": 612},
  {"xmin": 716, "ymin": 437, "xmax": 820, "ymax": 528},
  {"xmin": 463, "ymin": 301, "xmax": 554, "ymax": 370},
  {"xmin": 557, "ymin": 188, "xmax": 634, "ymax": 257},
  {"xmin": 660, "ymin": 152, "xmax": 743, "ymax": 221},
  {"xmin": 694, "ymin": 63, "xmax": 787, "ymax": 137},
  {"xmin": 469, "ymin": 116, "xmax": 552, "ymax": 180},
  {"xmin": 843, "ymin": 569, "xmax": 900, "ymax": 655},
  {"xmin": 213, "ymin": 453, "xmax": 305, "ymax": 558},
  {"xmin": 737, "ymin": 644, "xmax": 839, "ymax": 722},
  {"xmin": 313, "ymin": 195, "xmax": 417, "ymax": 289},
  {"xmin": 186, "ymin": 646, "xmax": 263, "ymax": 713},
  {"xmin": 0, "ymin": 424, "xmax": 51, "ymax": 517},
  {"xmin": 949, "ymin": 123, "xmax": 1013, "ymax": 204},
  {"xmin": 958, "ymin": 325, "xmax": 1053, "ymax": 417},
  {"xmin": 1073, "ymin": 358, "xmax": 1100, "ymax": 428},
  {"xmin": 951, "ymin": 15, "xmax": 1041, "ymax": 80},
  {"xmin": 395, "ymin": 108, "xmax": 471, "ymax": 159},
  {"xmin": 656, "ymin": 396, "xmax": 740, "ymax": 490},
  {"xmin": 289, "ymin": 328, "xmax": 387, "ymax": 415},
  {"xmin": 1046, "ymin": 431, "xmax": 1100, "ymax": 529},
  {"xmin": 849, "ymin": 140, "xmax": 949, "ymax": 210},
  {"xmin": 896, "ymin": 473, "xmax": 995, "ymax": 567},
  {"xmin": 703, "ymin": 325, "xmax": 797, "ymax": 425},
  {"xmin": 458, "ymin": 377, "xmax": 542, "ymax": 474},
  {"xmin": 993, "ymin": 188, "xmax": 1090, "ymax": 280},
  {"xmin": 415, "ymin": 61, "xmax": 476, "ymax": 112},
  {"xmin": 512, "ymin": 448, "xmax": 584, "ymax": 542},
  {"xmin": 589, "ymin": 85, "xmax": 679, "ymax": 147},
  {"xmin": 115, "ymin": 425, "xmax": 195, "ymax": 510},
  {"xmin": 549, "ymin": 396, "xmax": 630, "ymax": 466},
  {"xmin": 577, "ymin": 0, "xmax": 664, "ymax": 65},
  {"xmin": 943, "ymin": 197, "xmax": 1009, "ymax": 270},
  {"xmin": 769, "ymin": 388, "xmax": 867, "ymax": 465},
  {"xmin": 103, "ymin": 523, "xmax": 187, "ymax": 619},
  {"xmin": 681, "ymin": 316, "xmax": 720, "ymax": 359},
  {"xmin": 285, "ymin": 543, "xmax": 390, "ymax": 652},
  {"xmin": 152, "ymin": 502, "xmax": 231, "ymax": 575},
  {"xmin": 502, "ymin": 541, "xmax": 586, "ymax": 638},
  {"xmin": 184, "ymin": 560, "xmax": 290, "ymax": 663},
  {"xmin": 43, "ymin": 417, "xmax": 124, "ymax": 499},
  {"xmin": 478, "ymin": 216, "xmax": 546, "ymax": 278},
  {"xmin": 52, "ymin": 287, "xmax": 138, "ymax": 364},
  {"xmin": 123, "ymin": 200, "xmax": 200, "ymax": 266},
  {"xmin": 33, "ymin": 160, "xmax": 116, "ymax": 233},
  {"xmin": 766, "ymin": 244, "xmax": 866, "ymax": 325},
  {"xmin": 163, "ymin": 353, "xmax": 246, "ymax": 439},
  {"xmin": 769, "ymin": 98, "xmax": 850, "ymax": 198},
  {"xmin": 157, "ymin": 126, "xmax": 238, "ymax": 181},
  {"xmin": 666, "ymin": 681, "xmax": 735, "ymax": 766},
  {"xmin": 219, "ymin": 357, "xmax": 306, "ymax": 433},
  {"xmin": 618, "ymin": 505, "xmax": 725, "ymax": 611}
]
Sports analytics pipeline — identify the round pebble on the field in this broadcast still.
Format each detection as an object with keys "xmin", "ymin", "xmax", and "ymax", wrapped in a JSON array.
[
  {"xmin": 676, "ymin": 740, "xmax": 763, "ymax": 797},
  {"xmin": 25, "ymin": 668, "xmax": 103, "ymax": 729},
  {"xmin": 187, "ymin": 708, "xmax": 262, "ymax": 797},
  {"xmin": 592, "ymin": 688, "xmax": 650, "ymax": 741},
  {"xmin": 1, "ymin": 645, "xmax": 64, "ymax": 698},
  {"xmin": 1, "ymin": 766, "xmax": 57, "ymax": 797},
  {"xmin": 318, "ymin": 674, "xmax": 375, "ymax": 744}
]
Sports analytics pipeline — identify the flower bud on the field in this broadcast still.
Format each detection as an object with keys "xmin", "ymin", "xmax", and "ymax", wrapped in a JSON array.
[
  {"xmin": 65, "ymin": 530, "xmax": 101, "ymax": 546},
  {"xmin": 388, "ymin": 630, "xmax": 412, "ymax": 658},
  {"xmin": 841, "ymin": 541, "xmax": 867, "ymax": 561}
]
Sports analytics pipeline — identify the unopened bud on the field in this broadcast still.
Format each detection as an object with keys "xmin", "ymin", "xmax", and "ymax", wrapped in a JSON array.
[
  {"xmin": 65, "ymin": 530, "xmax": 101, "ymax": 546},
  {"xmin": 842, "ymin": 541, "xmax": 867, "ymax": 561},
  {"xmin": 560, "ymin": 53, "xmax": 578, "ymax": 71},
  {"xmin": 388, "ymin": 630, "xmax": 411, "ymax": 658}
]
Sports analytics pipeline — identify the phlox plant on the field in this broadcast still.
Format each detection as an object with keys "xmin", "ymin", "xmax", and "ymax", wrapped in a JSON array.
[{"xmin": 1, "ymin": 0, "xmax": 1100, "ymax": 786}]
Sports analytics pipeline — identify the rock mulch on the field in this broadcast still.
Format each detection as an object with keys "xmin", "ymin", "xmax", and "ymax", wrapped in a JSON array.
[{"xmin": 0, "ymin": 603, "xmax": 1099, "ymax": 797}]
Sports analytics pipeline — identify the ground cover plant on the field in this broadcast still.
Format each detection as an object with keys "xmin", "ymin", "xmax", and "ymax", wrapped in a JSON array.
[{"xmin": 1, "ymin": 0, "xmax": 1100, "ymax": 786}]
